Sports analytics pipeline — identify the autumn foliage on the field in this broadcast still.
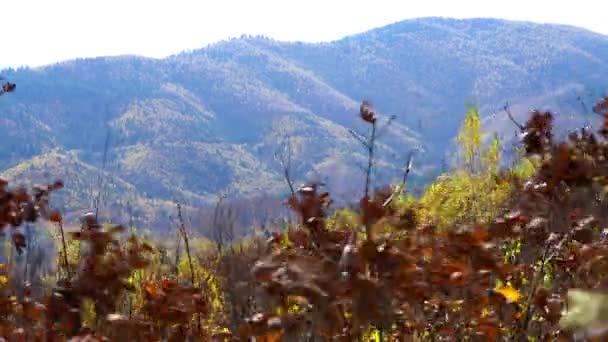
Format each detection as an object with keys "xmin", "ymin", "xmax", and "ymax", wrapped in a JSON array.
[
  {"xmin": 3, "ymin": 93, "xmax": 608, "ymax": 341},
  {"xmin": 239, "ymin": 98, "xmax": 608, "ymax": 341}
]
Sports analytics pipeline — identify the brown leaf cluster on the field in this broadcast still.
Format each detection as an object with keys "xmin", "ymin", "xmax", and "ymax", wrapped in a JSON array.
[
  {"xmin": 359, "ymin": 100, "xmax": 377, "ymax": 124},
  {"xmin": 239, "ymin": 96, "xmax": 608, "ymax": 341},
  {"xmin": 0, "ymin": 81, "xmax": 16, "ymax": 95}
]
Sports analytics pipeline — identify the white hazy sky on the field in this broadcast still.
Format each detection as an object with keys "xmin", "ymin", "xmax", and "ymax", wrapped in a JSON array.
[{"xmin": 2, "ymin": 0, "xmax": 607, "ymax": 69}]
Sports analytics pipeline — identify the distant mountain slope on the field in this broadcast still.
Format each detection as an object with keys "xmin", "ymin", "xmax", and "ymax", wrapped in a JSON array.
[
  {"xmin": 2, "ymin": 151, "xmax": 177, "ymax": 227},
  {"xmin": 248, "ymin": 18, "xmax": 608, "ymax": 140},
  {"xmin": 1, "ymin": 17, "xmax": 607, "ymax": 227}
]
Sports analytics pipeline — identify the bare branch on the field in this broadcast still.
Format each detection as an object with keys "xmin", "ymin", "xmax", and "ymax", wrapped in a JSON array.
[
  {"xmin": 210, "ymin": 194, "xmax": 236, "ymax": 254},
  {"xmin": 576, "ymin": 95, "xmax": 592, "ymax": 115},
  {"xmin": 401, "ymin": 150, "xmax": 415, "ymax": 185},
  {"xmin": 363, "ymin": 121, "xmax": 376, "ymax": 199},
  {"xmin": 176, "ymin": 202, "xmax": 203, "ymax": 331},
  {"xmin": 275, "ymin": 135, "xmax": 296, "ymax": 196},
  {"xmin": 503, "ymin": 102, "xmax": 525, "ymax": 132},
  {"xmin": 94, "ymin": 129, "xmax": 112, "ymax": 221},
  {"xmin": 348, "ymin": 129, "xmax": 369, "ymax": 148},
  {"xmin": 383, "ymin": 150, "xmax": 416, "ymax": 208},
  {"xmin": 375, "ymin": 115, "xmax": 397, "ymax": 140}
]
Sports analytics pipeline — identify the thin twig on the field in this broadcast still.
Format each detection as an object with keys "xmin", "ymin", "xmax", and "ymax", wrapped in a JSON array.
[
  {"xmin": 375, "ymin": 115, "xmax": 397, "ymax": 140},
  {"xmin": 176, "ymin": 203, "xmax": 195, "ymax": 286},
  {"xmin": 383, "ymin": 150, "xmax": 416, "ymax": 208},
  {"xmin": 503, "ymin": 102, "xmax": 525, "ymax": 132},
  {"xmin": 364, "ymin": 122, "xmax": 377, "ymax": 199},
  {"xmin": 176, "ymin": 203, "xmax": 201, "ymax": 333},
  {"xmin": 520, "ymin": 242, "xmax": 551, "ymax": 336},
  {"xmin": 520, "ymin": 229, "xmax": 573, "ymax": 337},
  {"xmin": 211, "ymin": 194, "xmax": 228, "ymax": 254},
  {"xmin": 275, "ymin": 135, "xmax": 296, "ymax": 196},
  {"xmin": 94, "ymin": 129, "xmax": 111, "ymax": 221},
  {"xmin": 348, "ymin": 129, "xmax": 369, "ymax": 148},
  {"xmin": 577, "ymin": 95, "xmax": 592, "ymax": 115}
]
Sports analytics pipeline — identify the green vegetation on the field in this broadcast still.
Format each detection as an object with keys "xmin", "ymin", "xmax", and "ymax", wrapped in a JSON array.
[{"xmin": 419, "ymin": 107, "xmax": 514, "ymax": 227}]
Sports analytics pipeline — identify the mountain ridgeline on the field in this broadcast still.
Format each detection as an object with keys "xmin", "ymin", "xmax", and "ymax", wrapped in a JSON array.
[{"xmin": 1, "ymin": 17, "xmax": 607, "ymax": 227}]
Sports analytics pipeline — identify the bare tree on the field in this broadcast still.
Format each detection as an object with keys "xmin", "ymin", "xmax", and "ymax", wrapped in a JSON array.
[
  {"xmin": 209, "ymin": 195, "xmax": 236, "ymax": 254},
  {"xmin": 275, "ymin": 134, "xmax": 296, "ymax": 196}
]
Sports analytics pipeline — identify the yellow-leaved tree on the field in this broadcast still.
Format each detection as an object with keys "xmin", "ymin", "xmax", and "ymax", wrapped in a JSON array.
[
  {"xmin": 457, "ymin": 105, "xmax": 483, "ymax": 173},
  {"xmin": 419, "ymin": 106, "xmax": 517, "ymax": 228}
]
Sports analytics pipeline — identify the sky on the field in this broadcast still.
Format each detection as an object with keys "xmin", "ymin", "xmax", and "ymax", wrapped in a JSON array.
[{"xmin": 2, "ymin": 0, "xmax": 607, "ymax": 69}]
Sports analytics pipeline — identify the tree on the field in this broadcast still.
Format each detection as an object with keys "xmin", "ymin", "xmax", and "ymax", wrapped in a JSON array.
[
  {"xmin": 420, "ymin": 106, "xmax": 512, "ymax": 227},
  {"xmin": 209, "ymin": 195, "xmax": 236, "ymax": 254},
  {"xmin": 482, "ymin": 132, "xmax": 502, "ymax": 175},
  {"xmin": 457, "ymin": 105, "xmax": 482, "ymax": 173}
]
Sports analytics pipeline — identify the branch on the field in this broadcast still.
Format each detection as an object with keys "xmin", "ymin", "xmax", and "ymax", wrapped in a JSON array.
[
  {"xmin": 363, "ymin": 122, "xmax": 377, "ymax": 199},
  {"xmin": 94, "ymin": 129, "xmax": 112, "ymax": 221},
  {"xmin": 176, "ymin": 203, "xmax": 195, "ymax": 286},
  {"xmin": 576, "ymin": 95, "xmax": 592, "ymax": 115},
  {"xmin": 275, "ymin": 135, "xmax": 296, "ymax": 196},
  {"xmin": 383, "ymin": 150, "xmax": 416, "ymax": 208},
  {"xmin": 401, "ymin": 150, "xmax": 415, "ymax": 185},
  {"xmin": 375, "ymin": 115, "xmax": 397, "ymax": 140},
  {"xmin": 211, "ymin": 194, "xmax": 229, "ymax": 254},
  {"xmin": 348, "ymin": 129, "xmax": 369, "ymax": 148},
  {"xmin": 503, "ymin": 102, "xmax": 525, "ymax": 132},
  {"xmin": 177, "ymin": 202, "xmax": 203, "ymax": 333}
]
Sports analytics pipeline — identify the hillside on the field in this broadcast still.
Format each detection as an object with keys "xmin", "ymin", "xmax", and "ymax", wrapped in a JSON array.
[
  {"xmin": 1, "ymin": 150, "xmax": 178, "ymax": 227},
  {"xmin": 1, "ymin": 17, "xmax": 607, "ymax": 227}
]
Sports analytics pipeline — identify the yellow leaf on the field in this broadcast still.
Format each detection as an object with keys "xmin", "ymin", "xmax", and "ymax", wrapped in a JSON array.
[
  {"xmin": 495, "ymin": 283, "xmax": 522, "ymax": 303},
  {"xmin": 0, "ymin": 275, "xmax": 7, "ymax": 285}
]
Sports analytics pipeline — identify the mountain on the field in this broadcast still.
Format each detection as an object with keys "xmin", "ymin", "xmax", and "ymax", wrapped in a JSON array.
[
  {"xmin": 1, "ymin": 17, "xmax": 607, "ymax": 227},
  {"xmin": 1, "ymin": 150, "xmax": 176, "ymax": 227}
]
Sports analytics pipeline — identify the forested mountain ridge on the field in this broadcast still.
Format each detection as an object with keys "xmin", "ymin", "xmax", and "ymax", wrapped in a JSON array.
[{"xmin": 1, "ymin": 17, "xmax": 607, "ymax": 226}]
